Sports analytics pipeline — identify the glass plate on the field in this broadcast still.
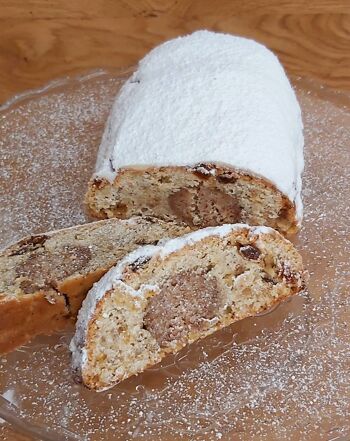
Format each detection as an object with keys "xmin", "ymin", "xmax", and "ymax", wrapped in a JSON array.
[{"xmin": 0, "ymin": 70, "xmax": 349, "ymax": 441}]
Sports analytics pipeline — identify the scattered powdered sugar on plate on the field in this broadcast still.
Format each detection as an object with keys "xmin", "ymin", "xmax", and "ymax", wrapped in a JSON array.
[
  {"xmin": 0, "ymin": 71, "xmax": 127, "ymax": 250},
  {"xmin": 0, "ymin": 72, "xmax": 349, "ymax": 441}
]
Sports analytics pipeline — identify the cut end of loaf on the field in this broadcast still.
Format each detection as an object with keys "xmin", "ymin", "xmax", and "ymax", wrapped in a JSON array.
[
  {"xmin": 86, "ymin": 164, "xmax": 300, "ymax": 236},
  {"xmin": 72, "ymin": 224, "xmax": 304, "ymax": 391}
]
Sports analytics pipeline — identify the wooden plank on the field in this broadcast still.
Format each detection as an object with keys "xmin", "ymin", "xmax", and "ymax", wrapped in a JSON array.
[{"xmin": 0, "ymin": 1, "xmax": 349, "ymax": 103}]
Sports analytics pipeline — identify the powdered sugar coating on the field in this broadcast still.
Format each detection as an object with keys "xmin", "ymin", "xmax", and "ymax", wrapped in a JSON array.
[
  {"xmin": 95, "ymin": 30, "xmax": 304, "ymax": 221},
  {"xmin": 70, "ymin": 223, "xmax": 282, "ymax": 377}
]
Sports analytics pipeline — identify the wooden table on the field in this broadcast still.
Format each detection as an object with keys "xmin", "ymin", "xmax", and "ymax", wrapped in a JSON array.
[{"xmin": 0, "ymin": 0, "xmax": 350, "ymax": 104}]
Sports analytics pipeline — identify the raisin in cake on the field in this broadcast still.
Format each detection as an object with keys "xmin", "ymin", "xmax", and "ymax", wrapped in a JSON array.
[
  {"xmin": 70, "ymin": 224, "xmax": 305, "ymax": 391},
  {"xmin": 86, "ymin": 30, "xmax": 304, "ymax": 235},
  {"xmin": 0, "ymin": 217, "xmax": 190, "ymax": 353}
]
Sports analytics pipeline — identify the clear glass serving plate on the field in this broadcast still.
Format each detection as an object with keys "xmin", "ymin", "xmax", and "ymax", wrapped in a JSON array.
[{"xmin": 0, "ymin": 70, "xmax": 349, "ymax": 441}]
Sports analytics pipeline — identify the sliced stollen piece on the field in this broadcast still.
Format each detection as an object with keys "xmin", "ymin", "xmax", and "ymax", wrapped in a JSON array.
[
  {"xmin": 71, "ymin": 224, "xmax": 305, "ymax": 391},
  {"xmin": 0, "ymin": 217, "xmax": 190, "ymax": 353},
  {"xmin": 86, "ymin": 30, "xmax": 304, "ymax": 235}
]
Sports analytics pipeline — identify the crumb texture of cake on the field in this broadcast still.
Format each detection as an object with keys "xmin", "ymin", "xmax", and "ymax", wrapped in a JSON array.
[
  {"xmin": 71, "ymin": 224, "xmax": 305, "ymax": 391},
  {"xmin": 0, "ymin": 217, "xmax": 191, "ymax": 353},
  {"xmin": 86, "ymin": 30, "xmax": 304, "ymax": 235}
]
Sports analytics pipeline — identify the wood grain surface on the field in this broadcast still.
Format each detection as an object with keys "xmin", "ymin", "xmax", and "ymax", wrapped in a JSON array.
[{"xmin": 0, "ymin": 0, "xmax": 349, "ymax": 103}]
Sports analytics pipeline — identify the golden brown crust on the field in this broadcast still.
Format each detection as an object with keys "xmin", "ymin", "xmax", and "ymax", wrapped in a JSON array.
[
  {"xmin": 57, "ymin": 269, "xmax": 107, "ymax": 315},
  {"xmin": 0, "ymin": 293, "xmax": 69, "ymax": 353}
]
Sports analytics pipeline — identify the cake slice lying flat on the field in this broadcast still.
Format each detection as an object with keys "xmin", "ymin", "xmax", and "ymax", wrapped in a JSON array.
[
  {"xmin": 70, "ymin": 224, "xmax": 305, "ymax": 391},
  {"xmin": 0, "ymin": 217, "xmax": 190, "ymax": 353},
  {"xmin": 87, "ymin": 31, "xmax": 304, "ymax": 235}
]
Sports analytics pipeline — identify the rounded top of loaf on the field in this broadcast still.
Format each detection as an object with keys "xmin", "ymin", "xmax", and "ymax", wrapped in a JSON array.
[{"xmin": 140, "ymin": 30, "xmax": 285, "ymax": 77}]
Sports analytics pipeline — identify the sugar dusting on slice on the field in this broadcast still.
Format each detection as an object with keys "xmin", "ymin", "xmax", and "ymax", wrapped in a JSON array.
[{"xmin": 70, "ymin": 223, "xmax": 274, "ymax": 375}]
